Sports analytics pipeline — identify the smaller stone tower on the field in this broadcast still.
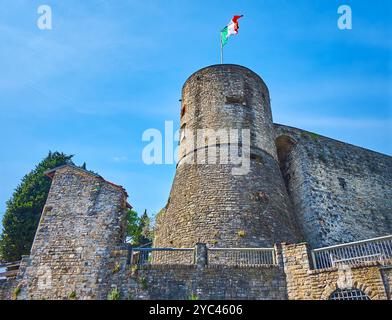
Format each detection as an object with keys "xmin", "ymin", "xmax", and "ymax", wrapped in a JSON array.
[{"xmin": 18, "ymin": 165, "xmax": 130, "ymax": 300}]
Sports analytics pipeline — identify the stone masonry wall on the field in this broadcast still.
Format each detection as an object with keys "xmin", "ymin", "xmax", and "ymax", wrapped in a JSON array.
[
  {"xmin": 0, "ymin": 278, "xmax": 18, "ymax": 300},
  {"xmin": 275, "ymin": 124, "xmax": 392, "ymax": 248},
  {"xmin": 17, "ymin": 165, "xmax": 128, "ymax": 300},
  {"xmin": 125, "ymin": 265, "xmax": 287, "ymax": 300},
  {"xmin": 155, "ymin": 152, "xmax": 302, "ymax": 251},
  {"xmin": 381, "ymin": 267, "xmax": 392, "ymax": 299},
  {"xmin": 102, "ymin": 247, "xmax": 287, "ymax": 300},
  {"xmin": 2, "ymin": 240, "xmax": 391, "ymax": 300},
  {"xmin": 1, "ymin": 65, "xmax": 391, "ymax": 300},
  {"xmin": 282, "ymin": 242, "xmax": 390, "ymax": 300},
  {"xmin": 97, "ymin": 243, "xmax": 392, "ymax": 300},
  {"xmin": 154, "ymin": 65, "xmax": 302, "ymax": 251}
]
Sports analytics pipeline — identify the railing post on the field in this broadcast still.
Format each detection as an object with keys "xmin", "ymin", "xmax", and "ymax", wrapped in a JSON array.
[
  {"xmin": 195, "ymin": 243, "xmax": 208, "ymax": 268},
  {"xmin": 129, "ymin": 247, "xmax": 134, "ymax": 266},
  {"xmin": 311, "ymin": 250, "xmax": 317, "ymax": 269},
  {"xmin": 273, "ymin": 244, "xmax": 281, "ymax": 266}
]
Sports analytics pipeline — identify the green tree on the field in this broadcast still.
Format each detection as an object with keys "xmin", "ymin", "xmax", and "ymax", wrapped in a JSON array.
[
  {"xmin": 139, "ymin": 209, "xmax": 153, "ymax": 246},
  {"xmin": 126, "ymin": 209, "xmax": 153, "ymax": 246},
  {"xmin": 125, "ymin": 209, "xmax": 141, "ymax": 245},
  {"xmin": 0, "ymin": 151, "xmax": 74, "ymax": 262}
]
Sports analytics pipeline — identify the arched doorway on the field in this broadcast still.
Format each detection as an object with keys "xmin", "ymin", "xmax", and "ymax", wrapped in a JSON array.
[
  {"xmin": 329, "ymin": 288, "xmax": 371, "ymax": 300},
  {"xmin": 275, "ymin": 135, "xmax": 297, "ymax": 194}
]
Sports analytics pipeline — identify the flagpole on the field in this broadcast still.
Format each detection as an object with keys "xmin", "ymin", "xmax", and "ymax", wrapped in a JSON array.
[{"xmin": 220, "ymin": 32, "xmax": 223, "ymax": 64}]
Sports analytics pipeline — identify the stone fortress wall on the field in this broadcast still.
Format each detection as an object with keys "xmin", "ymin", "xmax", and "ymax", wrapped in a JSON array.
[
  {"xmin": 154, "ymin": 64, "xmax": 392, "ymax": 251},
  {"xmin": 154, "ymin": 65, "xmax": 303, "ymax": 250},
  {"xmin": 274, "ymin": 124, "xmax": 392, "ymax": 248},
  {"xmin": 0, "ymin": 163, "xmax": 391, "ymax": 300},
  {"xmin": 1, "ymin": 64, "xmax": 391, "ymax": 300}
]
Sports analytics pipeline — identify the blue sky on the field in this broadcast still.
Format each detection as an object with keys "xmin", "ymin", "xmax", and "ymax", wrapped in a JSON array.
[{"xmin": 0, "ymin": 0, "xmax": 391, "ymax": 221}]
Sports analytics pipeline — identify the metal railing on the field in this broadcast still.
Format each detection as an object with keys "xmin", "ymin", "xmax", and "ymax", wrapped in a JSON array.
[
  {"xmin": 0, "ymin": 261, "xmax": 21, "ymax": 279},
  {"xmin": 208, "ymin": 248, "xmax": 276, "ymax": 266},
  {"xmin": 129, "ymin": 246, "xmax": 277, "ymax": 267},
  {"xmin": 130, "ymin": 248, "xmax": 195, "ymax": 266},
  {"xmin": 311, "ymin": 235, "xmax": 392, "ymax": 269}
]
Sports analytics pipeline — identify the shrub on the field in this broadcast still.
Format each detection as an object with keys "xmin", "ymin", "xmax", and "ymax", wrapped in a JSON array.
[
  {"xmin": 140, "ymin": 276, "xmax": 148, "ymax": 290},
  {"xmin": 12, "ymin": 287, "xmax": 21, "ymax": 300},
  {"xmin": 188, "ymin": 293, "xmax": 199, "ymax": 300},
  {"xmin": 237, "ymin": 230, "xmax": 246, "ymax": 238},
  {"xmin": 107, "ymin": 288, "xmax": 120, "ymax": 300},
  {"xmin": 112, "ymin": 262, "xmax": 121, "ymax": 274}
]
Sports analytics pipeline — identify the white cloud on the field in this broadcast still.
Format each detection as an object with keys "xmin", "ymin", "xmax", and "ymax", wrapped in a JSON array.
[{"xmin": 112, "ymin": 156, "xmax": 128, "ymax": 162}]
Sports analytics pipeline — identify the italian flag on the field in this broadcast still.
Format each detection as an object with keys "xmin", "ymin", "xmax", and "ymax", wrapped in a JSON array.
[{"xmin": 221, "ymin": 15, "xmax": 244, "ymax": 47}]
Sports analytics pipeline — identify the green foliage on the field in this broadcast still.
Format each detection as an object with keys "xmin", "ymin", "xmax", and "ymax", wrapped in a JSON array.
[
  {"xmin": 307, "ymin": 131, "xmax": 320, "ymax": 140},
  {"xmin": 139, "ymin": 276, "xmax": 148, "ymax": 290},
  {"xmin": 139, "ymin": 209, "xmax": 154, "ymax": 246},
  {"xmin": 188, "ymin": 293, "xmax": 199, "ymax": 300},
  {"xmin": 309, "ymin": 132, "xmax": 320, "ymax": 140},
  {"xmin": 126, "ymin": 209, "xmax": 141, "ymax": 245},
  {"xmin": 126, "ymin": 209, "xmax": 154, "ymax": 246},
  {"xmin": 301, "ymin": 131, "xmax": 320, "ymax": 141},
  {"xmin": 107, "ymin": 288, "xmax": 120, "ymax": 300},
  {"xmin": 12, "ymin": 287, "xmax": 21, "ymax": 300},
  {"xmin": 129, "ymin": 264, "xmax": 138, "ymax": 275},
  {"xmin": 0, "ymin": 151, "xmax": 74, "ymax": 262},
  {"xmin": 69, "ymin": 291, "xmax": 77, "ymax": 300},
  {"xmin": 237, "ymin": 230, "xmax": 246, "ymax": 238},
  {"xmin": 112, "ymin": 262, "xmax": 121, "ymax": 274}
]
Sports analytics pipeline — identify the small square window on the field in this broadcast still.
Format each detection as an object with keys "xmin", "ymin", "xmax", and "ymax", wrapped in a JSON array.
[{"xmin": 225, "ymin": 96, "xmax": 245, "ymax": 105}]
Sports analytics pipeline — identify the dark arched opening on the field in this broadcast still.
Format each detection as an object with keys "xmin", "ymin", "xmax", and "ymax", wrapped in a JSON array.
[{"xmin": 275, "ymin": 135, "xmax": 296, "ymax": 195}]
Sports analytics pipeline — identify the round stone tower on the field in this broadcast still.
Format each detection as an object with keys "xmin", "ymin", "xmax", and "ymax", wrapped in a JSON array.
[{"xmin": 154, "ymin": 64, "xmax": 302, "ymax": 249}]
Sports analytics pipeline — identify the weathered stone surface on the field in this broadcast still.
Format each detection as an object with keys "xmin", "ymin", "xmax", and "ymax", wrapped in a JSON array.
[
  {"xmin": 100, "ymin": 242, "xmax": 391, "ymax": 300},
  {"xmin": 282, "ymin": 242, "xmax": 390, "ymax": 300},
  {"xmin": 381, "ymin": 268, "xmax": 392, "ymax": 299},
  {"xmin": 154, "ymin": 65, "xmax": 303, "ymax": 250},
  {"xmin": 16, "ymin": 165, "xmax": 129, "ymax": 300},
  {"xmin": 0, "ymin": 278, "xmax": 18, "ymax": 300},
  {"xmin": 109, "ymin": 264, "xmax": 287, "ymax": 300},
  {"xmin": 275, "ymin": 124, "xmax": 392, "ymax": 248},
  {"xmin": 1, "ymin": 64, "xmax": 391, "ymax": 300}
]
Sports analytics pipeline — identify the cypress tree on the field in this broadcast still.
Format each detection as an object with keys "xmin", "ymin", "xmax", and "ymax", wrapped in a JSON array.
[{"xmin": 0, "ymin": 151, "xmax": 74, "ymax": 261}]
